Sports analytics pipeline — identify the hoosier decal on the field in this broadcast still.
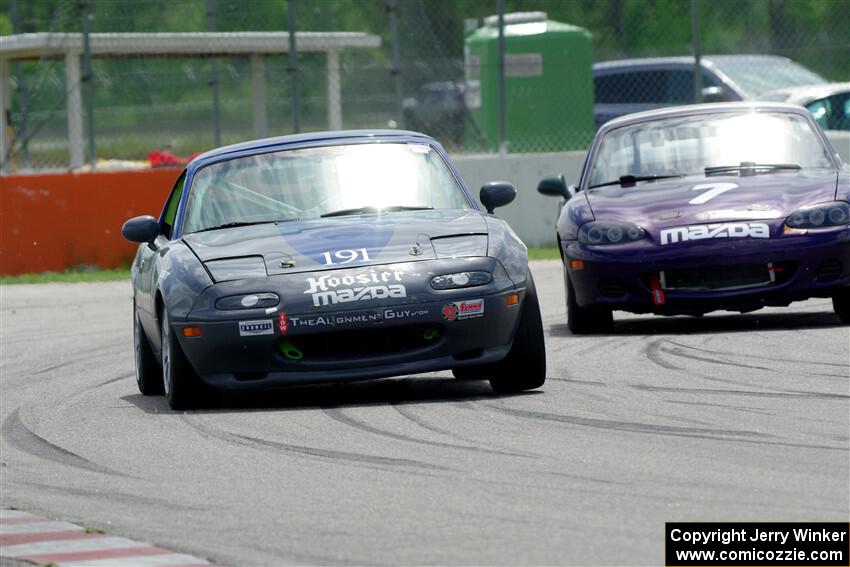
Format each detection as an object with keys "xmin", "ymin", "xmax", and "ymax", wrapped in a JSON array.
[{"xmin": 304, "ymin": 270, "xmax": 406, "ymax": 307}]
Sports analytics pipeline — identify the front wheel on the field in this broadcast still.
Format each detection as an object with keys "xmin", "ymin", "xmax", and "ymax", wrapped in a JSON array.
[
  {"xmin": 833, "ymin": 288, "xmax": 850, "ymax": 324},
  {"xmin": 134, "ymin": 300, "xmax": 163, "ymax": 396},
  {"xmin": 161, "ymin": 310, "xmax": 205, "ymax": 410},
  {"xmin": 566, "ymin": 268, "xmax": 613, "ymax": 334},
  {"xmin": 488, "ymin": 273, "xmax": 547, "ymax": 394}
]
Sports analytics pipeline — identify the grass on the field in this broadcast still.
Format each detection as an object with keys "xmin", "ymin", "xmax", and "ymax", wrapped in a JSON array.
[
  {"xmin": 527, "ymin": 247, "xmax": 561, "ymax": 260},
  {"xmin": 0, "ymin": 268, "xmax": 131, "ymax": 285}
]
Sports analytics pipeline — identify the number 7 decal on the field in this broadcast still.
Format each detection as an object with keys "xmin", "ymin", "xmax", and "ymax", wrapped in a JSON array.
[{"xmin": 689, "ymin": 182, "xmax": 738, "ymax": 205}]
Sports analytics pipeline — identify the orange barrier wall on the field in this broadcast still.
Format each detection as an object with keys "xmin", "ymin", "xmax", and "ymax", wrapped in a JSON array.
[{"xmin": 0, "ymin": 169, "xmax": 181, "ymax": 275}]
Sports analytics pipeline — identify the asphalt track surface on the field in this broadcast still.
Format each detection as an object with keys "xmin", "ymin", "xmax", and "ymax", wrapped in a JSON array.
[{"xmin": 1, "ymin": 260, "xmax": 848, "ymax": 566}]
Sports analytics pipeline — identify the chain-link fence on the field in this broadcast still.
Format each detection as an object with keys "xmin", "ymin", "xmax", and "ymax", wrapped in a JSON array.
[{"xmin": 1, "ymin": 0, "xmax": 849, "ymax": 172}]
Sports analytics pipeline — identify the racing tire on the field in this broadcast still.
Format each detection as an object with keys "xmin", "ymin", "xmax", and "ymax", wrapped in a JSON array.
[
  {"xmin": 566, "ymin": 268, "xmax": 613, "ymax": 334},
  {"xmin": 134, "ymin": 300, "xmax": 164, "ymax": 396},
  {"xmin": 160, "ymin": 310, "xmax": 205, "ymax": 410},
  {"xmin": 488, "ymin": 273, "xmax": 547, "ymax": 394},
  {"xmin": 833, "ymin": 288, "xmax": 850, "ymax": 324}
]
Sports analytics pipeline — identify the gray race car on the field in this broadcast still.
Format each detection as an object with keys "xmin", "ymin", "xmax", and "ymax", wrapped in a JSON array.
[{"xmin": 122, "ymin": 130, "xmax": 545, "ymax": 409}]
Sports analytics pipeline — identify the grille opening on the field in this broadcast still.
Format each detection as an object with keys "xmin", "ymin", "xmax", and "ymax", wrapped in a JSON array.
[
  {"xmin": 816, "ymin": 259, "xmax": 842, "ymax": 282},
  {"xmin": 598, "ymin": 276, "xmax": 627, "ymax": 297},
  {"xmin": 645, "ymin": 262, "xmax": 794, "ymax": 292},
  {"xmin": 277, "ymin": 324, "xmax": 443, "ymax": 362}
]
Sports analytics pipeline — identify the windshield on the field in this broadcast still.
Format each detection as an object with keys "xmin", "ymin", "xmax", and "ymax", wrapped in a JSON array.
[
  {"xmin": 182, "ymin": 143, "xmax": 470, "ymax": 233},
  {"xmin": 588, "ymin": 111, "xmax": 834, "ymax": 188},
  {"xmin": 710, "ymin": 56, "xmax": 826, "ymax": 97}
]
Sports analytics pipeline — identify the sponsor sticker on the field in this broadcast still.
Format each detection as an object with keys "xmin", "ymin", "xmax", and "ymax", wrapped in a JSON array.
[
  {"xmin": 286, "ymin": 307, "xmax": 429, "ymax": 330},
  {"xmin": 442, "ymin": 299, "xmax": 484, "ymax": 321},
  {"xmin": 441, "ymin": 304, "xmax": 459, "ymax": 321},
  {"xmin": 383, "ymin": 307, "xmax": 428, "ymax": 320},
  {"xmin": 304, "ymin": 269, "xmax": 406, "ymax": 307},
  {"xmin": 659, "ymin": 222, "xmax": 770, "ymax": 245},
  {"xmin": 238, "ymin": 319, "xmax": 274, "ymax": 337},
  {"xmin": 278, "ymin": 312, "xmax": 289, "ymax": 334}
]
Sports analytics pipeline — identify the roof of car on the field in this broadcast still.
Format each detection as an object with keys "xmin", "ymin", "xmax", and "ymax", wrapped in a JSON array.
[
  {"xmin": 598, "ymin": 101, "xmax": 814, "ymax": 133},
  {"xmin": 592, "ymin": 54, "xmax": 794, "ymax": 71},
  {"xmin": 762, "ymin": 82, "xmax": 850, "ymax": 105},
  {"xmin": 190, "ymin": 129, "xmax": 436, "ymax": 166}
]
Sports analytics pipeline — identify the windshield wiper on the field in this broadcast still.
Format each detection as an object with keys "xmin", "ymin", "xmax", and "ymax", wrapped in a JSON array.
[
  {"xmin": 705, "ymin": 162, "xmax": 801, "ymax": 176},
  {"xmin": 193, "ymin": 219, "xmax": 296, "ymax": 233},
  {"xmin": 589, "ymin": 174, "xmax": 684, "ymax": 189},
  {"xmin": 321, "ymin": 205, "xmax": 433, "ymax": 218}
]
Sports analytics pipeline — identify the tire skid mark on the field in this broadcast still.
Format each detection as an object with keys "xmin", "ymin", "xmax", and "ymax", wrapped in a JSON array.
[
  {"xmin": 666, "ymin": 339, "xmax": 850, "ymax": 369},
  {"xmin": 667, "ymin": 399, "xmax": 774, "ymax": 416},
  {"xmin": 632, "ymin": 384, "xmax": 850, "ymax": 400},
  {"xmin": 575, "ymin": 336, "xmax": 625, "ymax": 356},
  {"xmin": 483, "ymin": 402, "xmax": 763, "ymax": 438},
  {"xmin": 1, "ymin": 327, "xmax": 124, "ymax": 346},
  {"xmin": 2, "ymin": 408, "xmax": 128, "ymax": 477},
  {"xmin": 92, "ymin": 373, "xmax": 135, "ymax": 389},
  {"xmin": 374, "ymin": 403, "xmax": 540, "ymax": 458},
  {"xmin": 181, "ymin": 414, "xmax": 448, "ymax": 472},
  {"xmin": 658, "ymin": 344, "xmax": 775, "ymax": 372},
  {"xmin": 548, "ymin": 377, "xmax": 606, "ymax": 386},
  {"xmin": 645, "ymin": 339, "xmax": 682, "ymax": 371},
  {"xmin": 244, "ymin": 540, "xmax": 370, "ymax": 567},
  {"xmin": 322, "ymin": 407, "xmax": 531, "ymax": 458},
  {"xmin": 34, "ymin": 343, "xmax": 125, "ymax": 375},
  {"xmin": 538, "ymin": 470, "xmax": 621, "ymax": 485},
  {"xmin": 391, "ymin": 404, "xmax": 541, "ymax": 458},
  {"xmin": 644, "ymin": 338, "xmax": 793, "ymax": 390},
  {"xmin": 646, "ymin": 338, "xmax": 775, "ymax": 376},
  {"xmin": 8, "ymin": 479, "xmax": 207, "ymax": 513},
  {"xmin": 483, "ymin": 403, "xmax": 847, "ymax": 451}
]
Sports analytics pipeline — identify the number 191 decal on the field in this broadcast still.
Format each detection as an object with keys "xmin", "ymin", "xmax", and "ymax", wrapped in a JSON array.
[{"xmin": 320, "ymin": 248, "xmax": 371, "ymax": 265}]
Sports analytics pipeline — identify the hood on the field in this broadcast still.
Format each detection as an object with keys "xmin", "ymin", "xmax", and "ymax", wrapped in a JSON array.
[
  {"xmin": 182, "ymin": 209, "xmax": 488, "ymax": 276},
  {"xmin": 585, "ymin": 170, "xmax": 838, "ymax": 229}
]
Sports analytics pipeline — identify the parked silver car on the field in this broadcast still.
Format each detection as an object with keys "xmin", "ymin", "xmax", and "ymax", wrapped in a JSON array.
[
  {"xmin": 760, "ymin": 82, "xmax": 850, "ymax": 131},
  {"xmin": 592, "ymin": 54, "xmax": 827, "ymax": 129}
]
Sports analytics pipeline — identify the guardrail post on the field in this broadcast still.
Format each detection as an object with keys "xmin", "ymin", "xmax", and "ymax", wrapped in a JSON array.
[{"xmin": 65, "ymin": 51, "xmax": 85, "ymax": 169}]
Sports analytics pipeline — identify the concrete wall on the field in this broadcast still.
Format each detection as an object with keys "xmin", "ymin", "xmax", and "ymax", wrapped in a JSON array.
[
  {"xmin": 453, "ymin": 130, "xmax": 850, "ymax": 247},
  {"xmin": 453, "ymin": 151, "xmax": 585, "ymax": 247}
]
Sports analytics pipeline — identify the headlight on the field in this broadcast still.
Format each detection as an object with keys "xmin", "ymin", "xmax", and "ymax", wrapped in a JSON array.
[
  {"xmin": 205, "ymin": 256, "xmax": 267, "ymax": 282},
  {"xmin": 578, "ymin": 221, "xmax": 646, "ymax": 245},
  {"xmin": 430, "ymin": 271, "xmax": 492, "ymax": 290},
  {"xmin": 786, "ymin": 202, "xmax": 850, "ymax": 229},
  {"xmin": 216, "ymin": 293, "xmax": 280, "ymax": 310}
]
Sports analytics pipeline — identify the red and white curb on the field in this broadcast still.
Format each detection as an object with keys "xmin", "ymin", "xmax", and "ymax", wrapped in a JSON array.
[{"xmin": 1, "ymin": 509, "xmax": 215, "ymax": 566}]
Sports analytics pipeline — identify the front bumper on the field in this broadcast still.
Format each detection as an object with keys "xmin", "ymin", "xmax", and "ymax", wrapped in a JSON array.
[
  {"xmin": 170, "ymin": 258, "xmax": 525, "ymax": 389},
  {"xmin": 564, "ymin": 225, "xmax": 850, "ymax": 316}
]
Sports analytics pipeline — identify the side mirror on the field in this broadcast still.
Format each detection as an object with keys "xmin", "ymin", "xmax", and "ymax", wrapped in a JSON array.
[
  {"xmin": 122, "ymin": 215, "xmax": 160, "ymax": 244},
  {"xmin": 479, "ymin": 181, "xmax": 516, "ymax": 214},
  {"xmin": 537, "ymin": 175, "xmax": 571, "ymax": 200},
  {"xmin": 701, "ymin": 86, "xmax": 732, "ymax": 103}
]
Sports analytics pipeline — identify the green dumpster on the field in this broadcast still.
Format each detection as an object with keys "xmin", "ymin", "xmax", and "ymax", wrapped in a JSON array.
[{"xmin": 464, "ymin": 12, "xmax": 594, "ymax": 153}]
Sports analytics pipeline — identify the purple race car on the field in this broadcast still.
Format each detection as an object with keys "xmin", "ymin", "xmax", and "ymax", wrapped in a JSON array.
[{"xmin": 538, "ymin": 102, "xmax": 850, "ymax": 333}]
